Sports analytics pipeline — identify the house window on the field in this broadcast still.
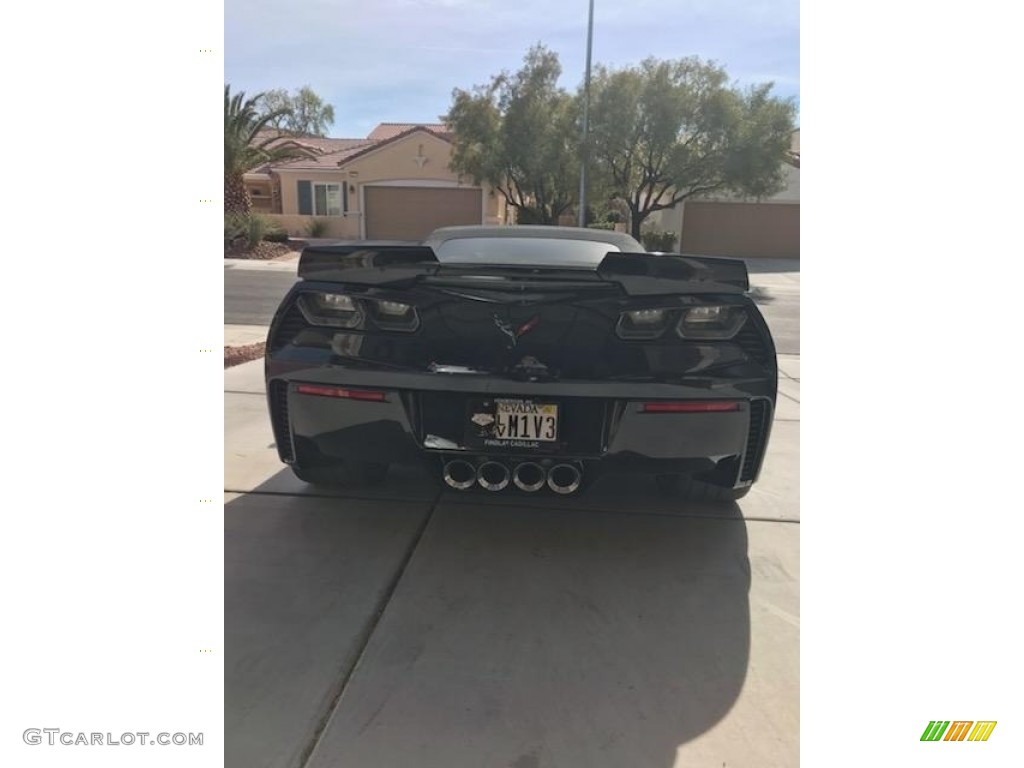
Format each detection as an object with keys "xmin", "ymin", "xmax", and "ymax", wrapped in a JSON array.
[{"xmin": 313, "ymin": 183, "xmax": 347, "ymax": 216}]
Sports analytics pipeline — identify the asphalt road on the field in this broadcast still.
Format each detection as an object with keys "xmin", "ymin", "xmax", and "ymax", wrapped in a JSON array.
[
  {"xmin": 224, "ymin": 259, "xmax": 800, "ymax": 354},
  {"xmin": 224, "ymin": 268, "xmax": 296, "ymax": 328}
]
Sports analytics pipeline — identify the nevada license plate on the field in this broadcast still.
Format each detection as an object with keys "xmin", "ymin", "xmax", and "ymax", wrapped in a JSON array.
[{"xmin": 468, "ymin": 398, "xmax": 559, "ymax": 446}]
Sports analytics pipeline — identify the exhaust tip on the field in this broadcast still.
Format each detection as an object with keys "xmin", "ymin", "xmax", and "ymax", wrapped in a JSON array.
[
  {"xmin": 512, "ymin": 462, "xmax": 546, "ymax": 492},
  {"xmin": 443, "ymin": 459, "xmax": 477, "ymax": 490},
  {"xmin": 547, "ymin": 463, "xmax": 582, "ymax": 495},
  {"xmin": 477, "ymin": 461, "xmax": 511, "ymax": 491}
]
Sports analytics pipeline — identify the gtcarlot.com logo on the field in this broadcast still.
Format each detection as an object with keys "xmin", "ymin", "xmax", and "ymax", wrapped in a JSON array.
[
  {"xmin": 23, "ymin": 729, "xmax": 203, "ymax": 746},
  {"xmin": 921, "ymin": 720, "xmax": 997, "ymax": 742}
]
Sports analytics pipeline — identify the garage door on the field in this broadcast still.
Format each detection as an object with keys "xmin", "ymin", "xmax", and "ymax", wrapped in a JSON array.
[
  {"xmin": 364, "ymin": 187, "xmax": 482, "ymax": 240},
  {"xmin": 680, "ymin": 202, "xmax": 799, "ymax": 259}
]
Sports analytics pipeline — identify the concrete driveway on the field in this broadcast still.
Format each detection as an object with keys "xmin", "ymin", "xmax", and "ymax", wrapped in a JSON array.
[{"xmin": 225, "ymin": 335, "xmax": 799, "ymax": 767}]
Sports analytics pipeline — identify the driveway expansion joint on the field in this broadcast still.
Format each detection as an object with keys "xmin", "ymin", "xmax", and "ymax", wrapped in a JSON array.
[
  {"xmin": 776, "ymin": 389, "xmax": 800, "ymax": 404},
  {"xmin": 296, "ymin": 488, "xmax": 443, "ymax": 768}
]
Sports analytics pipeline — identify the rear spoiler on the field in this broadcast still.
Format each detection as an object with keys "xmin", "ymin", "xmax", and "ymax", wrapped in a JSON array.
[
  {"xmin": 298, "ymin": 243, "xmax": 749, "ymax": 294},
  {"xmin": 298, "ymin": 243, "xmax": 440, "ymax": 285},
  {"xmin": 597, "ymin": 252, "xmax": 749, "ymax": 293}
]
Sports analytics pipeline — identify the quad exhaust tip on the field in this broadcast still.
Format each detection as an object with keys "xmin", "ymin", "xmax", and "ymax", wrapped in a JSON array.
[
  {"xmin": 512, "ymin": 462, "xmax": 546, "ymax": 493},
  {"xmin": 443, "ymin": 458, "xmax": 583, "ymax": 494},
  {"xmin": 547, "ymin": 463, "xmax": 583, "ymax": 495},
  {"xmin": 477, "ymin": 461, "xmax": 511, "ymax": 492},
  {"xmin": 442, "ymin": 459, "xmax": 477, "ymax": 490}
]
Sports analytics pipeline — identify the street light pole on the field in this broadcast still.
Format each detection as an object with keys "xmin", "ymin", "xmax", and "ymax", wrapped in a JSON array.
[{"xmin": 578, "ymin": 0, "xmax": 594, "ymax": 228}]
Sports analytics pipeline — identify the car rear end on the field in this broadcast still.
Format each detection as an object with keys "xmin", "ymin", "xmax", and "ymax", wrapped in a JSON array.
[{"xmin": 265, "ymin": 231, "xmax": 776, "ymax": 498}]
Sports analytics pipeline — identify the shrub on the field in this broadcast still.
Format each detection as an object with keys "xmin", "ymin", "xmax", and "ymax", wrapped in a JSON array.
[
  {"xmin": 587, "ymin": 222, "xmax": 617, "ymax": 231},
  {"xmin": 245, "ymin": 214, "xmax": 268, "ymax": 249},
  {"xmin": 263, "ymin": 224, "xmax": 289, "ymax": 243},
  {"xmin": 641, "ymin": 230, "xmax": 678, "ymax": 253},
  {"xmin": 306, "ymin": 217, "xmax": 329, "ymax": 238},
  {"xmin": 262, "ymin": 219, "xmax": 290, "ymax": 243},
  {"xmin": 224, "ymin": 213, "xmax": 248, "ymax": 247}
]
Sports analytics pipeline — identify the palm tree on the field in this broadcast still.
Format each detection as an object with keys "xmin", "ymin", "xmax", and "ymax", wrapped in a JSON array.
[{"xmin": 224, "ymin": 85, "xmax": 318, "ymax": 215}]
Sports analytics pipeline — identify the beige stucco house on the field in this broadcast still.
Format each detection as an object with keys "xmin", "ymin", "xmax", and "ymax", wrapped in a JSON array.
[
  {"xmin": 244, "ymin": 123, "xmax": 507, "ymax": 240},
  {"xmin": 650, "ymin": 128, "xmax": 800, "ymax": 259}
]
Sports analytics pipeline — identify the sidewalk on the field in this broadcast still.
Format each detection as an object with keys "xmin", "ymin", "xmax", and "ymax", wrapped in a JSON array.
[
  {"xmin": 224, "ymin": 252, "xmax": 300, "ymax": 272},
  {"xmin": 225, "ymin": 325, "xmax": 269, "ymax": 347}
]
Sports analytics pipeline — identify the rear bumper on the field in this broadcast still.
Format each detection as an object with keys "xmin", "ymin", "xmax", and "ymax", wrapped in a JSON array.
[{"xmin": 267, "ymin": 366, "xmax": 775, "ymax": 488}]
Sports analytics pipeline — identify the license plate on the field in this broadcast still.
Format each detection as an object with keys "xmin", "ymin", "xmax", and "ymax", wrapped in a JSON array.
[
  {"xmin": 467, "ymin": 398, "xmax": 559, "ymax": 447},
  {"xmin": 495, "ymin": 399, "xmax": 558, "ymax": 441}
]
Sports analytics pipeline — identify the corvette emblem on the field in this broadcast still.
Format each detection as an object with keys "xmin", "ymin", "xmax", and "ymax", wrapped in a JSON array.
[{"xmin": 493, "ymin": 314, "xmax": 540, "ymax": 348}]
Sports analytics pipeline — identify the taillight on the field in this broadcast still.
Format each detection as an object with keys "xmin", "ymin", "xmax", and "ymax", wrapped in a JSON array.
[
  {"xmin": 366, "ymin": 299, "xmax": 420, "ymax": 331},
  {"xmin": 615, "ymin": 304, "xmax": 747, "ymax": 341},
  {"xmin": 641, "ymin": 401, "xmax": 741, "ymax": 413},
  {"xmin": 297, "ymin": 292, "xmax": 419, "ymax": 332},
  {"xmin": 615, "ymin": 308, "xmax": 671, "ymax": 339},
  {"xmin": 295, "ymin": 384, "xmax": 388, "ymax": 402},
  {"xmin": 297, "ymin": 292, "xmax": 364, "ymax": 329},
  {"xmin": 675, "ymin": 305, "xmax": 746, "ymax": 340}
]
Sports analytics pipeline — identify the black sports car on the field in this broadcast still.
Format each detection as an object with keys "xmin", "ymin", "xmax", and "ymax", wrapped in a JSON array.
[{"xmin": 265, "ymin": 225, "xmax": 776, "ymax": 501}]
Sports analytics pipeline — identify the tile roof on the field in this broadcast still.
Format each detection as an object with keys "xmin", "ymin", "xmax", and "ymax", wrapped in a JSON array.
[
  {"xmin": 245, "ymin": 133, "xmax": 374, "ymax": 172},
  {"xmin": 368, "ymin": 122, "xmax": 449, "ymax": 140},
  {"xmin": 271, "ymin": 136, "xmax": 369, "ymax": 153},
  {"xmin": 328, "ymin": 124, "xmax": 452, "ymax": 167},
  {"xmin": 248, "ymin": 124, "xmax": 452, "ymax": 173}
]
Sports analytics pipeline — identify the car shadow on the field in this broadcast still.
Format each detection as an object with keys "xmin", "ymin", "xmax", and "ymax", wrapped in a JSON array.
[{"xmin": 227, "ymin": 468, "xmax": 752, "ymax": 768}]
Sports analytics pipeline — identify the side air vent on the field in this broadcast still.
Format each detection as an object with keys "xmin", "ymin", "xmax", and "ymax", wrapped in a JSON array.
[
  {"xmin": 740, "ymin": 399, "xmax": 771, "ymax": 482},
  {"xmin": 268, "ymin": 380, "xmax": 294, "ymax": 463}
]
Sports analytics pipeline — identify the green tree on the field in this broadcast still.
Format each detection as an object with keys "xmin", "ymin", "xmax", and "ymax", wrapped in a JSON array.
[
  {"xmin": 445, "ymin": 44, "xmax": 581, "ymax": 225},
  {"xmin": 257, "ymin": 86, "xmax": 335, "ymax": 137},
  {"xmin": 587, "ymin": 57, "xmax": 796, "ymax": 239},
  {"xmin": 224, "ymin": 85, "xmax": 317, "ymax": 215},
  {"xmin": 254, "ymin": 88, "xmax": 292, "ymax": 131}
]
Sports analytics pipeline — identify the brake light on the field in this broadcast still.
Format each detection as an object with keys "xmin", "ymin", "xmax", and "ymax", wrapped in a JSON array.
[
  {"xmin": 296, "ymin": 384, "xmax": 388, "ymax": 402},
  {"xmin": 641, "ymin": 401, "xmax": 741, "ymax": 413}
]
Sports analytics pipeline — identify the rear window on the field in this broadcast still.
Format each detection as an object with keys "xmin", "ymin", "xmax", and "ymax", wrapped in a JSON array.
[{"xmin": 433, "ymin": 237, "xmax": 620, "ymax": 268}]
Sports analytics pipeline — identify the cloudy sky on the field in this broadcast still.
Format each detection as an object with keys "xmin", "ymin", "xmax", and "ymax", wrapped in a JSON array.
[{"xmin": 225, "ymin": 0, "xmax": 799, "ymax": 140}]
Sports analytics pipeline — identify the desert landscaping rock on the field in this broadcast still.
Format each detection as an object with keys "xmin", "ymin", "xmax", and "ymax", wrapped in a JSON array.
[
  {"xmin": 225, "ymin": 242, "xmax": 298, "ymax": 260},
  {"xmin": 225, "ymin": 342, "xmax": 265, "ymax": 368}
]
